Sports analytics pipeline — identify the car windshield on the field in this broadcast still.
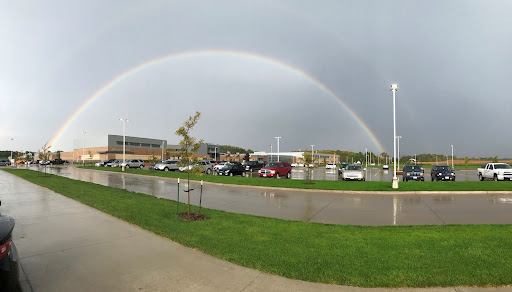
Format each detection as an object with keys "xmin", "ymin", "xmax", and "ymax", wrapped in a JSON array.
[
  {"xmin": 435, "ymin": 166, "xmax": 450, "ymax": 171},
  {"xmin": 405, "ymin": 166, "xmax": 422, "ymax": 171},
  {"xmin": 347, "ymin": 165, "xmax": 362, "ymax": 171},
  {"xmin": 494, "ymin": 164, "xmax": 512, "ymax": 169},
  {"xmin": 265, "ymin": 163, "xmax": 279, "ymax": 167}
]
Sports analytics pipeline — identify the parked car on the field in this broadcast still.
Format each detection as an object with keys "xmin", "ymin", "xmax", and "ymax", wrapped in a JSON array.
[
  {"xmin": 120, "ymin": 159, "xmax": 145, "ymax": 169},
  {"xmin": 309, "ymin": 163, "xmax": 316, "ymax": 168},
  {"xmin": 0, "ymin": 160, "xmax": 10, "ymax": 166},
  {"xmin": 382, "ymin": 164, "xmax": 389, "ymax": 170},
  {"xmin": 337, "ymin": 163, "xmax": 349, "ymax": 176},
  {"xmin": 218, "ymin": 162, "xmax": 246, "ymax": 176},
  {"xmin": 106, "ymin": 160, "xmax": 122, "ymax": 167},
  {"xmin": 242, "ymin": 161, "xmax": 264, "ymax": 172},
  {"xmin": 340, "ymin": 164, "xmax": 365, "ymax": 181},
  {"xmin": 298, "ymin": 163, "xmax": 305, "ymax": 167},
  {"xmin": 50, "ymin": 159, "xmax": 67, "ymax": 165},
  {"xmin": 258, "ymin": 162, "xmax": 292, "ymax": 179},
  {"xmin": 95, "ymin": 159, "xmax": 116, "ymax": 167},
  {"xmin": 179, "ymin": 160, "xmax": 213, "ymax": 174},
  {"xmin": 402, "ymin": 165, "xmax": 425, "ymax": 181},
  {"xmin": 213, "ymin": 161, "xmax": 229, "ymax": 172},
  {"xmin": 478, "ymin": 163, "xmax": 512, "ymax": 181},
  {"xmin": 0, "ymin": 200, "xmax": 20, "ymax": 291},
  {"xmin": 431, "ymin": 165, "xmax": 456, "ymax": 181},
  {"xmin": 325, "ymin": 163, "xmax": 337, "ymax": 170},
  {"xmin": 154, "ymin": 160, "xmax": 179, "ymax": 171},
  {"xmin": 291, "ymin": 163, "xmax": 297, "ymax": 167},
  {"xmin": 39, "ymin": 160, "xmax": 50, "ymax": 165}
]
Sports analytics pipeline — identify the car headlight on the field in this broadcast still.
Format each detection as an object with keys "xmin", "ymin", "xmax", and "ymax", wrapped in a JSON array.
[
  {"xmin": 498, "ymin": 171, "xmax": 502, "ymax": 175},
  {"xmin": 407, "ymin": 173, "xmax": 410, "ymax": 176},
  {"xmin": 271, "ymin": 170, "xmax": 275, "ymax": 174},
  {"xmin": 437, "ymin": 173, "xmax": 442, "ymax": 176},
  {"xmin": 420, "ymin": 173, "xmax": 424, "ymax": 176}
]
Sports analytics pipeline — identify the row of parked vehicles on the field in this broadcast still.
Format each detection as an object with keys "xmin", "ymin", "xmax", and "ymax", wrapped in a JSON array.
[{"xmin": 333, "ymin": 163, "xmax": 458, "ymax": 181}]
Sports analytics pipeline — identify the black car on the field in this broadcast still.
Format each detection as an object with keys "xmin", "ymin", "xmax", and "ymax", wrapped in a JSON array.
[
  {"xmin": 242, "ymin": 161, "xmax": 264, "ymax": 172},
  {"xmin": 218, "ymin": 163, "xmax": 246, "ymax": 176},
  {"xmin": 402, "ymin": 165, "xmax": 425, "ymax": 181},
  {"xmin": 0, "ymin": 201, "xmax": 20, "ymax": 291},
  {"xmin": 338, "ymin": 163, "xmax": 349, "ymax": 176},
  {"xmin": 97, "ymin": 159, "xmax": 116, "ymax": 167},
  {"xmin": 50, "ymin": 159, "xmax": 67, "ymax": 165},
  {"xmin": 431, "ymin": 165, "xmax": 456, "ymax": 181}
]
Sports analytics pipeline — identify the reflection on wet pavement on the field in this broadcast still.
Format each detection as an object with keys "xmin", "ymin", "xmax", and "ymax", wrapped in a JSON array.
[{"xmin": 20, "ymin": 165, "xmax": 512, "ymax": 226}]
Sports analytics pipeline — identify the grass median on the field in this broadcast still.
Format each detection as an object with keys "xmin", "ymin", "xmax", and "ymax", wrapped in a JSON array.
[
  {"xmin": 5, "ymin": 168, "xmax": 512, "ymax": 288},
  {"xmin": 80, "ymin": 166, "xmax": 512, "ymax": 192}
]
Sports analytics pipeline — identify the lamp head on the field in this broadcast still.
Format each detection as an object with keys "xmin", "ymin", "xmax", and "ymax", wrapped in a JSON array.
[{"xmin": 390, "ymin": 84, "xmax": 398, "ymax": 91}]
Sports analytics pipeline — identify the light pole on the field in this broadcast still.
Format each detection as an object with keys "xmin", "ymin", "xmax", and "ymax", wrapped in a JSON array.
[
  {"xmin": 82, "ymin": 131, "xmax": 86, "ymax": 166},
  {"xmin": 120, "ymin": 118, "xmax": 129, "ymax": 171},
  {"xmin": 391, "ymin": 84, "xmax": 399, "ymax": 189},
  {"xmin": 365, "ymin": 148, "xmax": 367, "ymax": 168},
  {"xmin": 414, "ymin": 154, "xmax": 417, "ymax": 165},
  {"xmin": 396, "ymin": 136, "xmax": 401, "ymax": 171},
  {"xmin": 269, "ymin": 144, "xmax": 272, "ymax": 162},
  {"xmin": 275, "ymin": 137, "xmax": 281, "ymax": 161},
  {"xmin": 161, "ymin": 141, "xmax": 164, "ymax": 161},
  {"xmin": 10, "ymin": 138, "xmax": 13, "ymax": 166},
  {"xmin": 451, "ymin": 145, "xmax": 454, "ymax": 169},
  {"xmin": 311, "ymin": 145, "xmax": 315, "ymax": 164},
  {"xmin": 214, "ymin": 147, "xmax": 218, "ymax": 161}
]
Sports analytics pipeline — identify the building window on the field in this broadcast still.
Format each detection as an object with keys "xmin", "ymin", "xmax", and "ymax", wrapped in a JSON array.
[
  {"xmin": 116, "ymin": 141, "xmax": 123, "ymax": 145},
  {"xmin": 151, "ymin": 144, "xmax": 160, "ymax": 148},
  {"xmin": 141, "ymin": 143, "xmax": 150, "ymax": 147}
]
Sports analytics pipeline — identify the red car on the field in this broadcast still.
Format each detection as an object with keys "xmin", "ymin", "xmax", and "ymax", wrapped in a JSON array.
[{"xmin": 258, "ymin": 162, "xmax": 292, "ymax": 178}]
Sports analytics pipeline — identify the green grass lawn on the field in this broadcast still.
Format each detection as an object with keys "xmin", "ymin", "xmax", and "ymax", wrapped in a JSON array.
[
  {"xmin": 4, "ymin": 168, "xmax": 512, "ymax": 288},
  {"xmin": 79, "ymin": 166, "xmax": 512, "ymax": 192}
]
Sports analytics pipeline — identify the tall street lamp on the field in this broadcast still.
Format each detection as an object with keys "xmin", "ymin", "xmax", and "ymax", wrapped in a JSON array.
[
  {"xmin": 391, "ymin": 84, "xmax": 399, "ymax": 189},
  {"xmin": 365, "ymin": 148, "xmax": 368, "ymax": 168},
  {"xmin": 10, "ymin": 138, "xmax": 13, "ymax": 166},
  {"xmin": 396, "ymin": 136, "xmax": 401, "ymax": 170},
  {"xmin": 269, "ymin": 144, "xmax": 272, "ymax": 162},
  {"xmin": 275, "ymin": 137, "xmax": 281, "ymax": 161},
  {"xmin": 82, "ymin": 131, "xmax": 86, "ymax": 166},
  {"xmin": 120, "ymin": 118, "xmax": 129, "ymax": 171},
  {"xmin": 451, "ymin": 145, "xmax": 454, "ymax": 169},
  {"xmin": 414, "ymin": 154, "xmax": 417, "ymax": 165},
  {"xmin": 214, "ymin": 147, "xmax": 218, "ymax": 161}
]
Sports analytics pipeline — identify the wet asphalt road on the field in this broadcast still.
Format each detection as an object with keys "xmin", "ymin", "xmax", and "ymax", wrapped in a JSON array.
[{"xmin": 18, "ymin": 164, "xmax": 512, "ymax": 226}]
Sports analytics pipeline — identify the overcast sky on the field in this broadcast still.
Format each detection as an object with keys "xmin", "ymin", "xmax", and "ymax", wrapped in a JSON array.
[{"xmin": 1, "ymin": 0, "xmax": 511, "ymax": 157}]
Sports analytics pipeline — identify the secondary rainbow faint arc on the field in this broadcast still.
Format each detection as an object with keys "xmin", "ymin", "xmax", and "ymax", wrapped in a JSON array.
[{"xmin": 49, "ymin": 50, "xmax": 385, "ymax": 153}]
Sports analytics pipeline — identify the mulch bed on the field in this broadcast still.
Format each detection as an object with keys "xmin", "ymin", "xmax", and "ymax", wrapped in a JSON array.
[
  {"xmin": 179, "ymin": 213, "xmax": 211, "ymax": 221},
  {"xmin": 304, "ymin": 182, "xmax": 316, "ymax": 185}
]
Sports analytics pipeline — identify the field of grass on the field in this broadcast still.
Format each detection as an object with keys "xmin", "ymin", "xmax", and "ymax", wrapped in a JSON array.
[
  {"xmin": 79, "ymin": 166, "xmax": 512, "ymax": 192},
  {"xmin": 4, "ymin": 168, "xmax": 512, "ymax": 288}
]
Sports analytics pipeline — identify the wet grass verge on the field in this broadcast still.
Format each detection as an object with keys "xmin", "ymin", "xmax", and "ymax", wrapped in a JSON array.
[
  {"xmin": 5, "ymin": 168, "xmax": 512, "ymax": 288},
  {"xmin": 79, "ymin": 166, "xmax": 512, "ymax": 192}
]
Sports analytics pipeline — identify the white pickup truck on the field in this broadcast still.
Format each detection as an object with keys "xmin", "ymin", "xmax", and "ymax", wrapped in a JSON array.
[{"xmin": 477, "ymin": 163, "xmax": 512, "ymax": 181}]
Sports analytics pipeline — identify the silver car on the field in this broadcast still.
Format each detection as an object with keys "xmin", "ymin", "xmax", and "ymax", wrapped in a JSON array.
[
  {"xmin": 341, "ymin": 165, "xmax": 365, "ymax": 181},
  {"xmin": 107, "ymin": 160, "xmax": 122, "ymax": 167},
  {"xmin": 120, "ymin": 159, "xmax": 145, "ymax": 169},
  {"xmin": 154, "ymin": 160, "xmax": 179, "ymax": 171}
]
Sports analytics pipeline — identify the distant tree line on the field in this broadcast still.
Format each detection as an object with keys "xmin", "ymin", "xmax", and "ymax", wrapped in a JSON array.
[{"xmin": 219, "ymin": 145, "xmax": 254, "ymax": 154}]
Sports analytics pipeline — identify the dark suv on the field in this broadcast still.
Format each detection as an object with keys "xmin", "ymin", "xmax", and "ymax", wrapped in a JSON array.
[
  {"xmin": 242, "ymin": 161, "xmax": 264, "ymax": 172},
  {"xmin": 402, "ymin": 165, "xmax": 425, "ymax": 181},
  {"xmin": 431, "ymin": 165, "xmax": 456, "ymax": 181}
]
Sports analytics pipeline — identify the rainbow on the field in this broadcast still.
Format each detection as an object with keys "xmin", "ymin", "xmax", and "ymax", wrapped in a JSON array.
[{"xmin": 49, "ymin": 49, "xmax": 385, "ymax": 153}]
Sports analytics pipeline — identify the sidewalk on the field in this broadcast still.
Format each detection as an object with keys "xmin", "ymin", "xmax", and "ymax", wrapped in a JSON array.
[{"xmin": 0, "ymin": 170, "xmax": 508, "ymax": 291}]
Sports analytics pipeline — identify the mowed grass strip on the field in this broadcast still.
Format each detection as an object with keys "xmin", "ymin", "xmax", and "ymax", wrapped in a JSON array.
[
  {"xmin": 81, "ymin": 166, "xmax": 512, "ymax": 192},
  {"xmin": 6, "ymin": 169, "xmax": 512, "ymax": 288}
]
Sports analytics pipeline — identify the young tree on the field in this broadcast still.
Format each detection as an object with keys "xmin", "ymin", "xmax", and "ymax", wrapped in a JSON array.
[
  {"xmin": 56, "ymin": 150, "xmax": 62, "ymax": 159},
  {"xmin": 465, "ymin": 156, "xmax": 469, "ymax": 165},
  {"xmin": 175, "ymin": 111, "xmax": 204, "ymax": 215},
  {"xmin": 303, "ymin": 152, "xmax": 313, "ymax": 183},
  {"xmin": 493, "ymin": 156, "xmax": 499, "ymax": 163},
  {"xmin": 38, "ymin": 142, "xmax": 51, "ymax": 175}
]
